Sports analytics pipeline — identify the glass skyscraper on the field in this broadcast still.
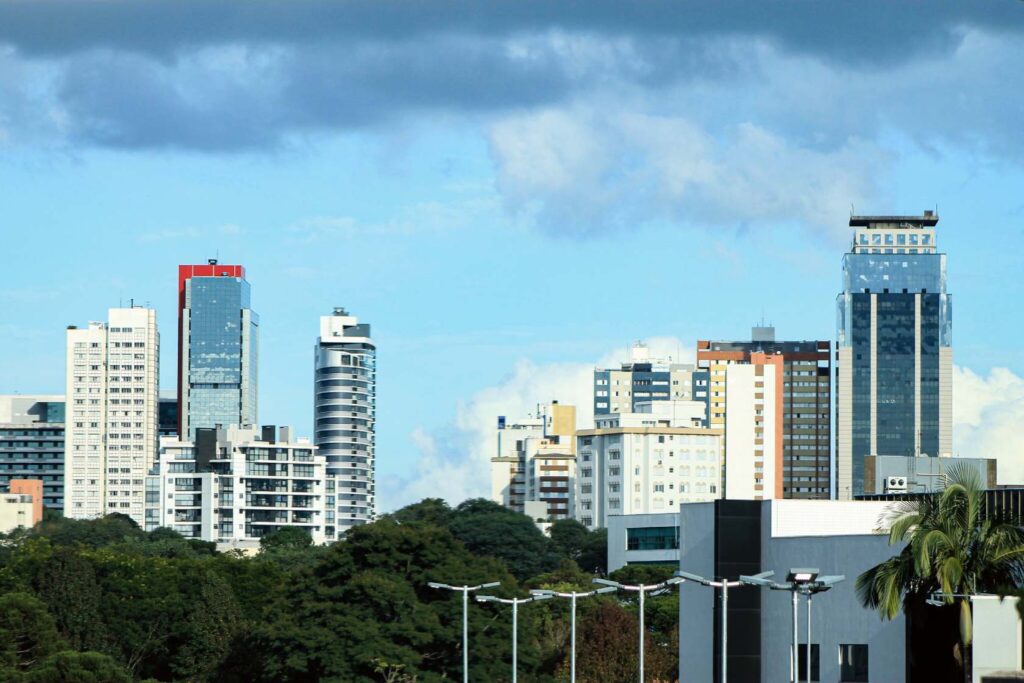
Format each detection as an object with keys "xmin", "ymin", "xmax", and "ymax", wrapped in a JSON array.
[
  {"xmin": 178, "ymin": 261, "xmax": 258, "ymax": 439},
  {"xmin": 836, "ymin": 213, "xmax": 952, "ymax": 499},
  {"xmin": 315, "ymin": 308, "xmax": 375, "ymax": 540}
]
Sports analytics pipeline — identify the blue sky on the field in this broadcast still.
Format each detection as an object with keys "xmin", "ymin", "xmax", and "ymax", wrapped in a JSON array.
[{"xmin": 2, "ymin": 1, "xmax": 1024, "ymax": 508}]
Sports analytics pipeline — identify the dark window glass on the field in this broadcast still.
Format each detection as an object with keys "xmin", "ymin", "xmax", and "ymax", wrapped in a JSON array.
[
  {"xmin": 839, "ymin": 644, "xmax": 869, "ymax": 682},
  {"xmin": 798, "ymin": 644, "xmax": 820, "ymax": 682},
  {"xmin": 626, "ymin": 526, "xmax": 679, "ymax": 551}
]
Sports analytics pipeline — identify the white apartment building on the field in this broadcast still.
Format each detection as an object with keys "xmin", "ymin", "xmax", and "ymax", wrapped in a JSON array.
[
  {"xmin": 146, "ymin": 424, "xmax": 326, "ymax": 550},
  {"xmin": 490, "ymin": 402, "xmax": 577, "ymax": 525},
  {"xmin": 64, "ymin": 307, "xmax": 159, "ymax": 525},
  {"xmin": 315, "ymin": 308, "xmax": 375, "ymax": 540},
  {"xmin": 723, "ymin": 362, "xmax": 780, "ymax": 500},
  {"xmin": 575, "ymin": 401, "xmax": 723, "ymax": 530}
]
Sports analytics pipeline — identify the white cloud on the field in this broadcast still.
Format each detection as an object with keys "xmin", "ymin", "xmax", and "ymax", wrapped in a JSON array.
[
  {"xmin": 488, "ymin": 107, "xmax": 886, "ymax": 241},
  {"xmin": 953, "ymin": 365, "xmax": 1024, "ymax": 485},
  {"xmin": 381, "ymin": 337, "xmax": 690, "ymax": 511}
]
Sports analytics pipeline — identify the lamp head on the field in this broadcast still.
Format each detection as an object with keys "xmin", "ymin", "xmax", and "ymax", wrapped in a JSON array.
[
  {"xmin": 787, "ymin": 568, "xmax": 820, "ymax": 585},
  {"xmin": 592, "ymin": 578, "xmax": 620, "ymax": 589},
  {"xmin": 478, "ymin": 581, "xmax": 501, "ymax": 590},
  {"xmin": 427, "ymin": 582, "xmax": 451, "ymax": 590}
]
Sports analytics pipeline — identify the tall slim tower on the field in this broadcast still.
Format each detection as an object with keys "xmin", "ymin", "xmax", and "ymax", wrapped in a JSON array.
[
  {"xmin": 64, "ymin": 307, "xmax": 159, "ymax": 525},
  {"xmin": 836, "ymin": 212, "xmax": 952, "ymax": 499},
  {"xmin": 315, "ymin": 308, "xmax": 376, "ymax": 539},
  {"xmin": 178, "ymin": 261, "xmax": 258, "ymax": 439}
]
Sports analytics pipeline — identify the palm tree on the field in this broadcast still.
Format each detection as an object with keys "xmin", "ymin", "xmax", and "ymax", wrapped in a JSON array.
[{"xmin": 856, "ymin": 463, "xmax": 1024, "ymax": 682}]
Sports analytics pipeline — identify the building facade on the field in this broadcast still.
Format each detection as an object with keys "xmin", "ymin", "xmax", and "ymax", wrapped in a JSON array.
[
  {"xmin": 576, "ymin": 401, "xmax": 722, "ymax": 530},
  {"xmin": 594, "ymin": 342, "xmax": 706, "ymax": 419},
  {"xmin": 678, "ymin": 499, "xmax": 907, "ymax": 683},
  {"xmin": 697, "ymin": 328, "xmax": 831, "ymax": 500},
  {"xmin": 146, "ymin": 424, "xmax": 326, "ymax": 549},
  {"xmin": 314, "ymin": 308, "xmax": 375, "ymax": 539},
  {"xmin": 607, "ymin": 511, "xmax": 680, "ymax": 571},
  {"xmin": 178, "ymin": 261, "xmax": 258, "ymax": 439},
  {"xmin": 490, "ymin": 401, "xmax": 577, "ymax": 524},
  {"xmin": 64, "ymin": 308, "xmax": 160, "ymax": 525},
  {"xmin": 0, "ymin": 395, "xmax": 65, "ymax": 510},
  {"xmin": 837, "ymin": 213, "xmax": 952, "ymax": 499},
  {"xmin": 861, "ymin": 454, "xmax": 996, "ymax": 496}
]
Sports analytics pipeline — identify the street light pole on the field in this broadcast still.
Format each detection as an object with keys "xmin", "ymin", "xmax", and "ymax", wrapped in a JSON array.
[
  {"xmin": 740, "ymin": 570, "xmax": 843, "ymax": 683},
  {"xmin": 476, "ymin": 594, "xmax": 552, "ymax": 683},
  {"xmin": 531, "ymin": 586, "xmax": 617, "ymax": 683},
  {"xmin": 427, "ymin": 580, "xmax": 500, "ymax": 683},
  {"xmin": 676, "ymin": 570, "xmax": 745, "ymax": 683},
  {"xmin": 593, "ymin": 576, "xmax": 683, "ymax": 682}
]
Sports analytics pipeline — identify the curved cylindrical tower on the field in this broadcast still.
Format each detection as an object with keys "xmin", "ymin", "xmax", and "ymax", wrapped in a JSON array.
[{"xmin": 315, "ymin": 308, "xmax": 375, "ymax": 539}]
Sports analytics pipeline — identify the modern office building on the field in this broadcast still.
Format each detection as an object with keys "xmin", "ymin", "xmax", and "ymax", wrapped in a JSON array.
[
  {"xmin": 314, "ymin": 308, "xmax": 375, "ymax": 539},
  {"xmin": 64, "ymin": 307, "xmax": 160, "ymax": 525},
  {"xmin": 158, "ymin": 393, "xmax": 179, "ymax": 438},
  {"xmin": 575, "ymin": 401, "xmax": 722, "ymax": 530},
  {"xmin": 490, "ymin": 401, "xmax": 577, "ymax": 524},
  {"xmin": 679, "ymin": 499, "xmax": 904, "ymax": 683},
  {"xmin": 607, "ymin": 511, "xmax": 681, "ymax": 571},
  {"xmin": 0, "ymin": 395, "xmax": 65, "ymax": 510},
  {"xmin": 594, "ymin": 342, "xmax": 708, "ymax": 420},
  {"xmin": 698, "ymin": 328, "xmax": 831, "ymax": 500},
  {"xmin": 146, "ymin": 424, "xmax": 326, "ymax": 550},
  {"xmin": 178, "ymin": 260, "xmax": 258, "ymax": 439},
  {"xmin": 836, "ymin": 213, "xmax": 952, "ymax": 499}
]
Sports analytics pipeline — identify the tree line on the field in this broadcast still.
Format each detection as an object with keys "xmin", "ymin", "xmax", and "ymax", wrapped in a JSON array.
[{"xmin": 0, "ymin": 498, "xmax": 680, "ymax": 682}]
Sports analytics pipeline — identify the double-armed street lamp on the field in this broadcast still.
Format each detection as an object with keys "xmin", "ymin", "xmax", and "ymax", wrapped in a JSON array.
[
  {"xmin": 427, "ymin": 581, "xmax": 500, "ymax": 683},
  {"xmin": 530, "ymin": 586, "xmax": 618, "ymax": 683},
  {"xmin": 475, "ymin": 593, "xmax": 552, "ymax": 683},
  {"xmin": 740, "ymin": 569, "xmax": 844, "ymax": 683},
  {"xmin": 593, "ymin": 575, "xmax": 683, "ymax": 682},
  {"xmin": 675, "ymin": 570, "xmax": 747, "ymax": 683}
]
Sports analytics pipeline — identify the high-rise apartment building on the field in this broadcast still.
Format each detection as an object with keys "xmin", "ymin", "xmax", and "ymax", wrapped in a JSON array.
[
  {"xmin": 594, "ymin": 342, "xmax": 708, "ymax": 420},
  {"xmin": 146, "ymin": 424, "xmax": 326, "ymax": 549},
  {"xmin": 315, "ymin": 308, "xmax": 375, "ymax": 539},
  {"xmin": 697, "ymin": 328, "xmax": 831, "ymax": 499},
  {"xmin": 490, "ymin": 401, "xmax": 577, "ymax": 524},
  {"xmin": 575, "ymin": 401, "xmax": 722, "ymax": 530},
  {"xmin": 64, "ymin": 307, "xmax": 159, "ymax": 524},
  {"xmin": 0, "ymin": 395, "xmax": 65, "ymax": 510},
  {"xmin": 836, "ymin": 212, "xmax": 952, "ymax": 499},
  {"xmin": 178, "ymin": 261, "xmax": 258, "ymax": 439}
]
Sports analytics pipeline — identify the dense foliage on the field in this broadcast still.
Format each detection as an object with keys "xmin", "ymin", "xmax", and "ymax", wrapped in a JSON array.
[{"xmin": 0, "ymin": 499, "xmax": 683, "ymax": 682}]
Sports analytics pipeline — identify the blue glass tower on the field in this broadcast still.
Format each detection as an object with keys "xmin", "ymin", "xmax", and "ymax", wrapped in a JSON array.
[
  {"xmin": 179, "ymin": 261, "xmax": 258, "ymax": 439},
  {"xmin": 836, "ymin": 213, "xmax": 952, "ymax": 498}
]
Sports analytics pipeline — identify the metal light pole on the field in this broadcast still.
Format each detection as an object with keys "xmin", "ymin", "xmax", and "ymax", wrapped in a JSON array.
[
  {"xmin": 676, "ymin": 571, "xmax": 745, "ymax": 683},
  {"xmin": 740, "ymin": 570, "xmax": 843, "ymax": 683},
  {"xmin": 531, "ymin": 587, "xmax": 617, "ymax": 683},
  {"xmin": 593, "ymin": 576, "xmax": 683, "ymax": 682},
  {"xmin": 476, "ymin": 594, "xmax": 552, "ymax": 683},
  {"xmin": 427, "ymin": 581, "xmax": 500, "ymax": 683}
]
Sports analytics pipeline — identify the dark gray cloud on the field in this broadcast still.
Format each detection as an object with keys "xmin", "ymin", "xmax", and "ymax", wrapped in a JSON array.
[
  {"xmin": 1, "ymin": 0, "xmax": 1022, "ymax": 154},
  {"xmin": 1, "ymin": 0, "xmax": 1022, "ymax": 64}
]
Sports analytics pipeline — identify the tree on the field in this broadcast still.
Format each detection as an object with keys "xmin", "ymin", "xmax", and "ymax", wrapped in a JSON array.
[
  {"xmin": 22, "ymin": 651, "xmax": 131, "ymax": 683},
  {"xmin": 33, "ymin": 548, "xmax": 108, "ymax": 652},
  {"xmin": 387, "ymin": 498, "xmax": 452, "ymax": 528},
  {"xmin": 549, "ymin": 519, "xmax": 591, "ymax": 562},
  {"xmin": 577, "ymin": 528, "xmax": 608, "ymax": 575},
  {"xmin": 575, "ymin": 601, "xmax": 674, "ymax": 683},
  {"xmin": 259, "ymin": 526, "xmax": 313, "ymax": 552},
  {"xmin": 448, "ymin": 498, "xmax": 558, "ymax": 580},
  {"xmin": 856, "ymin": 464, "xmax": 1024, "ymax": 683},
  {"xmin": 0, "ymin": 592, "xmax": 64, "ymax": 673},
  {"xmin": 33, "ymin": 514, "xmax": 144, "ymax": 549}
]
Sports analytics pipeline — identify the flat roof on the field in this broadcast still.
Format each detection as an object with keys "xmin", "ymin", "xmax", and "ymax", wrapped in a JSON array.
[{"xmin": 849, "ymin": 214, "xmax": 938, "ymax": 227}]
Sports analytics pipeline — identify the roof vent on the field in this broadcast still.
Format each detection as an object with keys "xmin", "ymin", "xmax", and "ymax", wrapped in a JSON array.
[{"xmin": 208, "ymin": 258, "xmax": 218, "ymax": 265}]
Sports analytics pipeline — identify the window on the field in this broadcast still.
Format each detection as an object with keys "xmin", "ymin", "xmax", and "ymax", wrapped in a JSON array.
[
  {"xmin": 839, "ymin": 644, "xmax": 868, "ymax": 682},
  {"xmin": 626, "ymin": 526, "xmax": 678, "ymax": 551},
  {"xmin": 798, "ymin": 644, "xmax": 820, "ymax": 682}
]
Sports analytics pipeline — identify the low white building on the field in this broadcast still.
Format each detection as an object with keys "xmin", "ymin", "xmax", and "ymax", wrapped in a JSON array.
[
  {"xmin": 146, "ymin": 424, "xmax": 326, "ymax": 550},
  {"xmin": 575, "ymin": 401, "xmax": 723, "ymax": 530}
]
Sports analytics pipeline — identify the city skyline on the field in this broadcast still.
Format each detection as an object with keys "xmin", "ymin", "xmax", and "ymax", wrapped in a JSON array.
[{"xmin": 4, "ymin": 2, "xmax": 1024, "ymax": 512}]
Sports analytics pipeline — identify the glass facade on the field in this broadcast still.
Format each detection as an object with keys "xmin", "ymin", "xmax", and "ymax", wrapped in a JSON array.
[
  {"xmin": 184, "ymin": 277, "xmax": 258, "ymax": 437},
  {"xmin": 626, "ymin": 525, "xmax": 679, "ymax": 551},
  {"xmin": 838, "ymin": 226, "xmax": 951, "ymax": 495}
]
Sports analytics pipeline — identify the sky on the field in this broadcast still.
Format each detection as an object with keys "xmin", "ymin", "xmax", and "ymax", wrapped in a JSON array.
[{"xmin": 2, "ymin": 1, "xmax": 1024, "ymax": 510}]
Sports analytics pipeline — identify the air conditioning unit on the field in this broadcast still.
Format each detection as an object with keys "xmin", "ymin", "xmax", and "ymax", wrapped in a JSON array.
[{"xmin": 885, "ymin": 476, "xmax": 908, "ymax": 493}]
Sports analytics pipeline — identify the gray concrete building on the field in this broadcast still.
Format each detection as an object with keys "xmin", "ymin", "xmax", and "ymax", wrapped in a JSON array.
[{"xmin": 0, "ymin": 395, "xmax": 65, "ymax": 510}]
